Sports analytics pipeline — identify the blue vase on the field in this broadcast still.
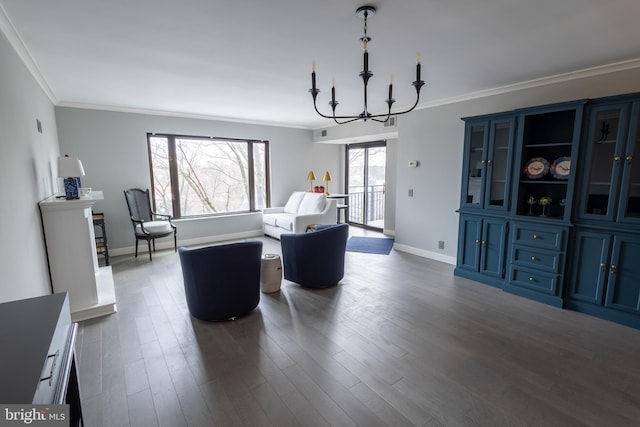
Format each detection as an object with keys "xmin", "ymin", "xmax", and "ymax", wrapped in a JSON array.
[{"xmin": 64, "ymin": 177, "xmax": 80, "ymax": 199}]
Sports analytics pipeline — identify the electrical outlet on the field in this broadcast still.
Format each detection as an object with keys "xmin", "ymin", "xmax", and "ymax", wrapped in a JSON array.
[
  {"xmin": 438, "ymin": 240, "xmax": 445, "ymax": 249},
  {"xmin": 408, "ymin": 188, "xmax": 414, "ymax": 197}
]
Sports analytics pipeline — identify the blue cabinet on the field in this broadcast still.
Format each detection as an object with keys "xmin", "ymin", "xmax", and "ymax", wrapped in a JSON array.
[
  {"xmin": 455, "ymin": 214, "xmax": 508, "ymax": 288},
  {"xmin": 456, "ymin": 112, "xmax": 514, "ymax": 289},
  {"xmin": 504, "ymin": 221, "xmax": 566, "ymax": 307},
  {"xmin": 457, "ymin": 102, "xmax": 581, "ymax": 299},
  {"xmin": 457, "ymin": 215, "xmax": 482, "ymax": 272},
  {"xmin": 605, "ymin": 235, "xmax": 640, "ymax": 314},
  {"xmin": 566, "ymin": 93, "xmax": 640, "ymax": 328},
  {"xmin": 577, "ymin": 98, "xmax": 640, "ymax": 224},
  {"xmin": 456, "ymin": 95, "xmax": 640, "ymax": 329},
  {"xmin": 511, "ymin": 102, "xmax": 585, "ymax": 222},
  {"xmin": 568, "ymin": 230, "xmax": 640, "ymax": 328},
  {"xmin": 568, "ymin": 230, "xmax": 610, "ymax": 305},
  {"xmin": 460, "ymin": 115, "xmax": 515, "ymax": 211}
]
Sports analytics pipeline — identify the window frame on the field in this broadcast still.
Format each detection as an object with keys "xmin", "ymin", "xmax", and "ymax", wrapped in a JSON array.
[{"xmin": 146, "ymin": 133, "xmax": 270, "ymax": 219}]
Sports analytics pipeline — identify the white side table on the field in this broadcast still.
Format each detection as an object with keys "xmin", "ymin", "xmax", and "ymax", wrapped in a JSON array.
[{"xmin": 260, "ymin": 254, "xmax": 282, "ymax": 293}]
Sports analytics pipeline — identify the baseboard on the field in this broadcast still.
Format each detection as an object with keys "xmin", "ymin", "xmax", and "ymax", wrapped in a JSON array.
[
  {"xmin": 109, "ymin": 229, "xmax": 264, "ymax": 256},
  {"xmin": 382, "ymin": 228, "xmax": 395, "ymax": 237},
  {"xmin": 110, "ymin": 230, "xmax": 457, "ymax": 267},
  {"xmin": 393, "ymin": 243, "xmax": 457, "ymax": 265},
  {"xmin": 71, "ymin": 267, "xmax": 117, "ymax": 322}
]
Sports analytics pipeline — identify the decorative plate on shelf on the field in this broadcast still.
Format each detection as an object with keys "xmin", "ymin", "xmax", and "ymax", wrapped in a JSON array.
[
  {"xmin": 550, "ymin": 156, "xmax": 571, "ymax": 180},
  {"xmin": 523, "ymin": 157, "xmax": 550, "ymax": 179}
]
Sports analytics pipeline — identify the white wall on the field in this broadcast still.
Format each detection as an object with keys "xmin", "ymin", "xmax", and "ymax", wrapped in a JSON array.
[
  {"xmin": 55, "ymin": 107, "xmax": 341, "ymax": 253},
  {"xmin": 384, "ymin": 138, "xmax": 397, "ymax": 235},
  {"xmin": 0, "ymin": 31, "xmax": 60, "ymax": 303},
  {"xmin": 395, "ymin": 102, "xmax": 464, "ymax": 262}
]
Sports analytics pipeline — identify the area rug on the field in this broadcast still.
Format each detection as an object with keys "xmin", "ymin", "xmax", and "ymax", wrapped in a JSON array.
[{"xmin": 346, "ymin": 236, "xmax": 394, "ymax": 255}]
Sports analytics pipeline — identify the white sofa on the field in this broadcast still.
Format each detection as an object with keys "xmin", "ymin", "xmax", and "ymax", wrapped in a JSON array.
[{"xmin": 262, "ymin": 191, "xmax": 337, "ymax": 239}]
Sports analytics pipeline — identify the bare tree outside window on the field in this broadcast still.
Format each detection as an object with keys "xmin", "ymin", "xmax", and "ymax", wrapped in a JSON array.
[
  {"xmin": 147, "ymin": 134, "xmax": 269, "ymax": 218},
  {"xmin": 149, "ymin": 136, "xmax": 172, "ymax": 214},
  {"xmin": 253, "ymin": 142, "xmax": 267, "ymax": 211},
  {"xmin": 346, "ymin": 142, "xmax": 386, "ymax": 229}
]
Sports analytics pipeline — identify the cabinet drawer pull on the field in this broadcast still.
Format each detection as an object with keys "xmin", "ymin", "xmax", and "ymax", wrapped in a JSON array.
[
  {"xmin": 610, "ymin": 264, "xmax": 617, "ymax": 274},
  {"xmin": 533, "ymin": 234, "xmax": 539, "ymax": 239},
  {"xmin": 475, "ymin": 239, "xmax": 480, "ymax": 245},
  {"xmin": 600, "ymin": 262, "xmax": 607, "ymax": 272},
  {"xmin": 481, "ymin": 159, "xmax": 486, "ymax": 164},
  {"xmin": 39, "ymin": 350, "xmax": 60, "ymax": 386},
  {"xmin": 614, "ymin": 155, "xmax": 622, "ymax": 161},
  {"xmin": 626, "ymin": 155, "xmax": 633, "ymax": 162},
  {"xmin": 481, "ymin": 240, "xmax": 487, "ymax": 248},
  {"xmin": 529, "ymin": 277, "xmax": 535, "ymax": 282},
  {"xmin": 487, "ymin": 159, "xmax": 493, "ymax": 166},
  {"xmin": 531, "ymin": 256, "xmax": 537, "ymax": 261}
]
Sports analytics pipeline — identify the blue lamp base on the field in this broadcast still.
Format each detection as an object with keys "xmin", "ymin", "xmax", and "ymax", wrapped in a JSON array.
[{"xmin": 64, "ymin": 177, "xmax": 81, "ymax": 199}]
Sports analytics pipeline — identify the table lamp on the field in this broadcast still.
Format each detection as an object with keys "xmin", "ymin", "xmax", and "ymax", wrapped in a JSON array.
[
  {"xmin": 307, "ymin": 170, "xmax": 316, "ymax": 192},
  {"xmin": 58, "ymin": 155, "xmax": 85, "ymax": 199},
  {"xmin": 322, "ymin": 171, "xmax": 332, "ymax": 195}
]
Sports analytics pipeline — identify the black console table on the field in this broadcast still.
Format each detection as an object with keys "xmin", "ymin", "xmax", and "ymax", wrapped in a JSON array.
[
  {"xmin": 327, "ymin": 193, "xmax": 349, "ymax": 223},
  {"xmin": 0, "ymin": 293, "xmax": 83, "ymax": 426}
]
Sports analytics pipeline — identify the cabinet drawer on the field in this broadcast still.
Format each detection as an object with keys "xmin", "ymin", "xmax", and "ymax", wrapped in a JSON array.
[
  {"xmin": 33, "ymin": 297, "xmax": 72, "ymax": 405},
  {"xmin": 509, "ymin": 266, "xmax": 559, "ymax": 295},
  {"xmin": 511, "ymin": 245, "xmax": 561, "ymax": 273},
  {"xmin": 512, "ymin": 223, "xmax": 564, "ymax": 250}
]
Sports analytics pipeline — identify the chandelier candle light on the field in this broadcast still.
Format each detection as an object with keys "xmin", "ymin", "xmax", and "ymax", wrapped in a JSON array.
[{"xmin": 309, "ymin": 5, "xmax": 425, "ymax": 124}]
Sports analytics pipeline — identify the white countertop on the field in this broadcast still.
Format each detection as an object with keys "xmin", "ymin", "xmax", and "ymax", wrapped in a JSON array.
[{"xmin": 39, "ymin": 190, "xmax": 104, "ymax": 211}]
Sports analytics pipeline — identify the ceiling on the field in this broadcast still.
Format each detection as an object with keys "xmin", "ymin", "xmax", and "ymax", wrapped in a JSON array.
[{"xmin": 2, "ymin": 0, "xmax": 640, "ymax": 129}]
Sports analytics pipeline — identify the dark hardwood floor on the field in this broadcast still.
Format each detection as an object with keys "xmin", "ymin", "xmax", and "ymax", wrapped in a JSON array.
[{"xmin": 76, "ymin": 229, "xmax": 640, "ymax": 426}]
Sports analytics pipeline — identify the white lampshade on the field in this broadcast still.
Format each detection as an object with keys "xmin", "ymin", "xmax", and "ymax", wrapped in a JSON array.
[{"xmin": 58, "ymin": 155, "xmax": 85, "ymax": 178}]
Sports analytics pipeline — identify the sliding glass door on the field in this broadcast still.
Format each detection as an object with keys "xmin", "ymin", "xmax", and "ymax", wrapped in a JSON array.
[{"xmin": 346, "ymin": 142, "xmax": 386, "ymax": 230}]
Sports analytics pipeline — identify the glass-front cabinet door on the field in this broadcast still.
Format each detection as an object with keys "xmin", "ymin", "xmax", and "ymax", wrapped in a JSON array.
[
  {"xmin": 617, "ymin": 102, "xmax": 640, "ymax": 223},
  {"xmin": 460, "ymin": 116, "xmax": 514, "ymax": 211},
  {"xmin": 579, "ymin": 103, "xmax": 629, "ymax": 221},
  {"xmin": 579, "ymin": 101, "xmax": 640, "ymax": 224},
  {"xmin": 484, "ymin": 119, "xmax": 514, "ymax": 210},
  {"xmin": 461, "ymin": 121, "xmax": 488, "ymax": 208}
]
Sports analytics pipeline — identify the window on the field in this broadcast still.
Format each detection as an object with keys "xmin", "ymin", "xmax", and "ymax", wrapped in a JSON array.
[{"xmin": 147, "ymin": 133, "xmax": 270, "ymax": 218}]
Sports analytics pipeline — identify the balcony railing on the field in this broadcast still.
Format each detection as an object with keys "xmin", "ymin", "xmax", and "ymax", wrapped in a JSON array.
[{"xmin": 347, "ymin": 186, "xmax": 385, "ymax": 224}]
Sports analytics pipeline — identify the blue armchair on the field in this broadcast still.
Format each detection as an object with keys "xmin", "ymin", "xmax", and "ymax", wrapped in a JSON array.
[
  {"xmin": 280, "ymin": 223, "xmax": 349, "ymax": 288},
  {"xmin": 178, "ymin": 241, "xmax": 263, "ymax": 321}
]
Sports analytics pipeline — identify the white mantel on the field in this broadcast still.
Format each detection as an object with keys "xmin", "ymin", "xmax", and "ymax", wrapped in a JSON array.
[{"xmin": 39, "ymin": 191, "xmax": 117, "ymax": 321}]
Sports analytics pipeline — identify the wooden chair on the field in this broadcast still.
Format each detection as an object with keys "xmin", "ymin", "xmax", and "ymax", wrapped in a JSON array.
[{"xmin": 123, "ymin": 188, "xmax": 177, "ymax": 261}]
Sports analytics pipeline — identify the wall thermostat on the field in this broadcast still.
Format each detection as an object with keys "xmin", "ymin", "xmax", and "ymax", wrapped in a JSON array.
[{"xmin": 408, "ymin": 160, "xmax": 419, "ymax": 168}]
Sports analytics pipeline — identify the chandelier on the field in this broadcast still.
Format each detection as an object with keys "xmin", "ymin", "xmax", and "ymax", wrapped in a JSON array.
[{"xmin": 309, "ymin": 5, "xmax": 425, "ymax": 124}]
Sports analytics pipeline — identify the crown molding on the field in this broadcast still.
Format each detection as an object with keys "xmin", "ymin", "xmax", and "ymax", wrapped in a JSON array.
[
  {"xmin": 416, "ymin": 58, "xmax": 640, "ymax": 111},
  {"xmin": 0, "ymin": 3, "xmax": 57, "ymax": 104},
  {"xmin": 55, "ymin": 101, "xmax": 312, "ymax": 130}
]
